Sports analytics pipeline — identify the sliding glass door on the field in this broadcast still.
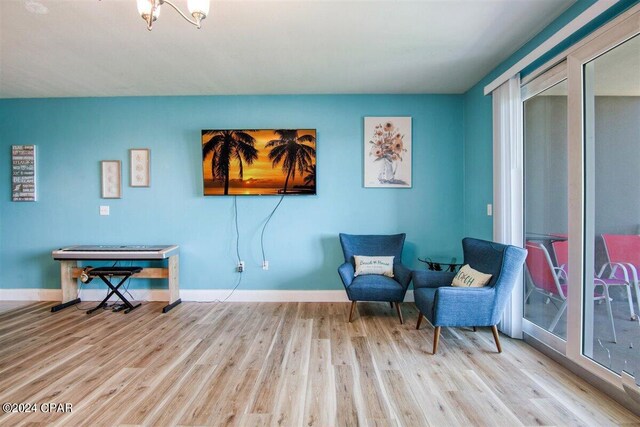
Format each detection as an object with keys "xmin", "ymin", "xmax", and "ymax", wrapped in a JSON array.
[
  {"xmin": 582, "ymin": 35, "xmax": 640, "ymax": 378},
  {"xmin": 523, "ymin": 78, "xmax": 568, "ymax": 341},
  {"xmin": 520, "ymin": 6, "xmax": 640, "ymax": 391}
]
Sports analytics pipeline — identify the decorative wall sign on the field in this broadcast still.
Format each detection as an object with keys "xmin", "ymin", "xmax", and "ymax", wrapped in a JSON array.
[
  {"xmin": 101, "ymin": 160, "xmax": 122, "ymax": 199},
  {"xmin": 130, "ymin": 148, "xmax": 150, "ymax": 187},
  {"xmin": 12, "ymin": 145, "xmax": 37, "ymax": 201},
  {"xmin": 364, "ymin": 117, "xmax": 412, "ymax": 188}
]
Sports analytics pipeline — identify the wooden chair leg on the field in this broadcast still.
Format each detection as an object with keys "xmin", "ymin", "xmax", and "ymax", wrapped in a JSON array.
[
  {"xmin": 416, "ymin": 312, "xmax": 424, "ymax": 330},
  {"xmin": 348, "ymin": 301, "xmax": 357, "ymax": 323},
  {"xmin": 395, "ymin": 302, "xmax": 403, "ymax": 325},
  {"xmin": 433, "ymin": 326, "xmax": 441, "ymax": 354},
  {"xmin": 472, "ymin": 326, "xmax": 477, "ymax": 332},
  {"xmin": 491, "ymin": 325, "xmax": 502, "ymax": 353}
]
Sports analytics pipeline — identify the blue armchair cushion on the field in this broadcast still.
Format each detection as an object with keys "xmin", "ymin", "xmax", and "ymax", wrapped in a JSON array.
[
  {"xmin": 346, "ymin": 274, "xmax": 406, "ymax": 302},
  {"xmin": 413, "ymin": 270, "xmax": 456, "ymax": 289}
]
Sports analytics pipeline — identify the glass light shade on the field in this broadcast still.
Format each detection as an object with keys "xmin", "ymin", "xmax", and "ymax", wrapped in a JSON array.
[
  {"xmin": 187, "ymin": 0, "xmax": 209, "ymax": 17},
  {"xmin": 137, "ymin": 0, "xmax": 160, "ymax": 19}
]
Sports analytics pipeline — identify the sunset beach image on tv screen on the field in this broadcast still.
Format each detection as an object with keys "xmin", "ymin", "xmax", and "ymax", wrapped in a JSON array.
[{"xmin": 202, "ymin": 129, "xmax": 316, "ymax": 196}]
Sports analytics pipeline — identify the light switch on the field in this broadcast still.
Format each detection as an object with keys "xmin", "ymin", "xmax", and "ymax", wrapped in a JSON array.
[
  {"xmin": 487, "ymin": 204, "xmax": 493, "ymax": 216},
  {"xmin": 100, "ymin": 205, "xmax": 110, "ymax": 216}
]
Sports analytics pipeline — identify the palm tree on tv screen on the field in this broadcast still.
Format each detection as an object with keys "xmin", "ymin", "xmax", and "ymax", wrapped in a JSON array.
[
  {"xmin": 203, "ymin": 130, "xmax": 259, "ymax": 195},
  {"xmin": 266, "ymin": 130, "xmax": 316, "ymax": 193},
  {"xmin": 303, "ymin": 164, "xmax": 316, "ymax": 186}
]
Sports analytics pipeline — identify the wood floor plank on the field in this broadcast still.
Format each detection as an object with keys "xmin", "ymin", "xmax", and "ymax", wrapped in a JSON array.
[
  {"xmin": 334, "ymin": 364, "xmax": 362, "ymax": 426},
  {"xmin": 522, "ymin": 368, "xmax": 638, "ymax": 425},
  {"xmin": 329, "ymin": 312, "xmax": 353, "ymax": 366},
  {"xmin": 0, "ymin": 301, "xmax": 51, "ymax": 320},
  {"xmin": 211, "ymin": 368, "xmax": 261, "ymax": 426},
  {"xmin": 379, "ymin": 370, "xmax": 428, "ymax": 427},
  {"xmin": 50, "ymin": 367, "xmax": 142, "ymax": 427},
  {"xmin": 350, "ymin": 336, "xmax": 392, "ymax": 421},
  {"xmin": 529, "ymin": 397, "xmax": 593, "ymax": 426},
  {"xmin": 143, "ymin": 363, "xmax": 217, "ymax": 427},
  {"xmin": 238, "ymin": 413, "xmax": 272, "ymax": 427},
  {"xmin": 303, "ymin": 338, "xmax": 335, "ymax": 426},
  {"xmin": 247, "ymin": 303, "xmax": 298, "ymax": 415},
  {"xmin": 0, "ymin": 301, "xmax": 637, "ymax": 427},
  {"xmin": 272, "ymin": 318, "xmax": 313, "ymax": 426}
]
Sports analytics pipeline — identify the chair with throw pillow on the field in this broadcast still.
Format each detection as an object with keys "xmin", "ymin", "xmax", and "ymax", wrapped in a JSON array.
[
  {"xmin": 413, "ymin": 237, "xmax": 527, "ymax": 354},
  {"xmin": 338, "ymin": 233, "xmax": 412, "ymax": 324}
]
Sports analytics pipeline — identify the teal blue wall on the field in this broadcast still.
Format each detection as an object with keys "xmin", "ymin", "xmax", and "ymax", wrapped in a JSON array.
[
  {"xmin": 462, "ymin": 0, "xmax": 637, "ymax": 239},
  {"xmin": 0, "ymin": 95, "xmax": 464, "ymax": 290}
]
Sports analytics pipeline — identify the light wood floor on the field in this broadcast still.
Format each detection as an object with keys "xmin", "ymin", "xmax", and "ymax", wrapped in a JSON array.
[{"xmin": 0, "ymin": 301, "xmax": 638, "ymax": 426}]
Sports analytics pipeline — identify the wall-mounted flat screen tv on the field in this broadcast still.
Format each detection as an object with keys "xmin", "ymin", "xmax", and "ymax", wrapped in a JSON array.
[{"xmin": 202, "ymin": 129, "xmax": 316, "ymax": 196}]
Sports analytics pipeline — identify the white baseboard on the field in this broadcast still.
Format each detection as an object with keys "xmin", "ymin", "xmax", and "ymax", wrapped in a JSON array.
[
  {"xmin": 0, "ymin": 288, "xmax": 415, "ymax": 303},
  {"xmin": 0, "ymin": 289, "xmax": 63, "ymax": 301},
  {"xmin": 0, "ymin": 288, "xmax": 169, "ymax": 302},
  {"xmin": 180, "ymin": 289, "xmax": 350, "ymax": 302}
]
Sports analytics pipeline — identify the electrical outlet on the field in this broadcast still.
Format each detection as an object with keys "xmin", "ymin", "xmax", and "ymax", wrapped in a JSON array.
[
  {"xmin": 100, "ymin": 205, "xmax": 110, "ymax": 216},
  {"xmin": 487, "ymin": 204, "xmax": 493, "ymax": 216},
  {"xmin": 237, "ymin": 261, "xmax": 245, "ymax": 272},
  {"xmin": 262, "ymin": 260, "xmax": 269, "ymax": 270}
]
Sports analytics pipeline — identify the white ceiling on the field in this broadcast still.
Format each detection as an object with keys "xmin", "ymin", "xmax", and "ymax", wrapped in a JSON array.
[{"xmin": 0, "ymin": 0, "xmax": 575, "ymax": 98}]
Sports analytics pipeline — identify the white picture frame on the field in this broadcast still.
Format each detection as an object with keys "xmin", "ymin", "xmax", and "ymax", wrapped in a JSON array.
[
  {"xmin": 101, "ymin": 160, "xmax": 121, "ymax": 199},
  {"xmin": 364, "ymin": 117, "xmax": 412, "ymax": 188},
  {"xmin": 130, "ymin": 148, "xmax": 150, "ymax": 187}
]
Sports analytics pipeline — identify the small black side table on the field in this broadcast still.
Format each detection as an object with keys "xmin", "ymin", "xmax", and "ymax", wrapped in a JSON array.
[{"xmin": 418, "ymin": 257, "xmax": 463, "ymax": 273}]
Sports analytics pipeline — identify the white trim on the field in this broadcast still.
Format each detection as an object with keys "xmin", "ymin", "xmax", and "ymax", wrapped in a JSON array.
[
  {"xmin": 0, "ymin": 288, "xmax": 416, "ymax": 303},
  {"xmin": 181, "ymin": 290, "xmax": 352, "ymax": 302},
  {"xmin": 520, "ymin": 61, "xmax": 567, "ymax": 101},
  {"xmin": 0, "ymin": 288, "xmax": 62, "ymax": 301},
  {"xmin": 484, "ymin": 0, "xmax": 620, "ymax": 95},
  {"xmin": 492, "ymin": 75, "xmax": 524, "ymax": 339},
  {"xmin": 0, "ymin": 288, "xmax": 170, "ymax": 302},
  {"xmin": 523, "ymin": 318, "xmax": 567, "ymax": 353}
]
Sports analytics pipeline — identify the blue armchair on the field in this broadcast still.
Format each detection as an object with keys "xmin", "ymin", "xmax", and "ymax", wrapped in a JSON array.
[
  {"xmin": 413, "ymin": 238, "xmax": 527, "ymax": 354},
  {"xmin": 338, "ymin": 233, "xmax": 412, "ymax": 324}
]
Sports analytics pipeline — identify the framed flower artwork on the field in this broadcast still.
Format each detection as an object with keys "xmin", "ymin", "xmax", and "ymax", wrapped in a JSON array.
[
  {"xmin": 364, "ymin": 117, "xmax": 412, "ymax": 188},
  {"xmin": 101, "ymin": 160, "xmax": 122, "ymax": 199},
  {"xmin": 130, "ymin": 148, "xmax": 150, "ymax": 187}
]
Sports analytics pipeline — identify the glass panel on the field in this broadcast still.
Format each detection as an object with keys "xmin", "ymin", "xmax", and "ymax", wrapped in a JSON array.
[
  {"xmin": 523, "ymin": 80, "xmax": 568, "ymax": 339},
  {"xmin": 584, "ymin": 35, "xmax": 640, "ymax": 377}
]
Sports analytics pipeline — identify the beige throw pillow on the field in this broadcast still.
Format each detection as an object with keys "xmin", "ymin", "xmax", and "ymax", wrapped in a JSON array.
[
  {"xmin": 354, "ymin": 255, "xmax": 395, "ymax": 277},
  {"xmin": 451, "ymin": 264, "xmax": 492, "ymax": 288}
]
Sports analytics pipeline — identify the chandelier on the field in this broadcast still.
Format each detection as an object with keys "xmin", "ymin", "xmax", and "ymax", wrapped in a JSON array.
[{"xmin": 136, "ymin": 0, "xmax": 210, "ymax": 31}]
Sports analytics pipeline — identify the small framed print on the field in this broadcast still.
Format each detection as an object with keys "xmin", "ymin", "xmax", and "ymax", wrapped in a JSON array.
[
  {"xmin": 130, "ymin": 148, "xmax": 150, "ymax": 187},
  {"xmin": 364, "ymin": 117, "xmax": 412, "ymax": 188},
  {"xmin": 101, "ymin": 160, "xmax": 122, "ymax": 199}
]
